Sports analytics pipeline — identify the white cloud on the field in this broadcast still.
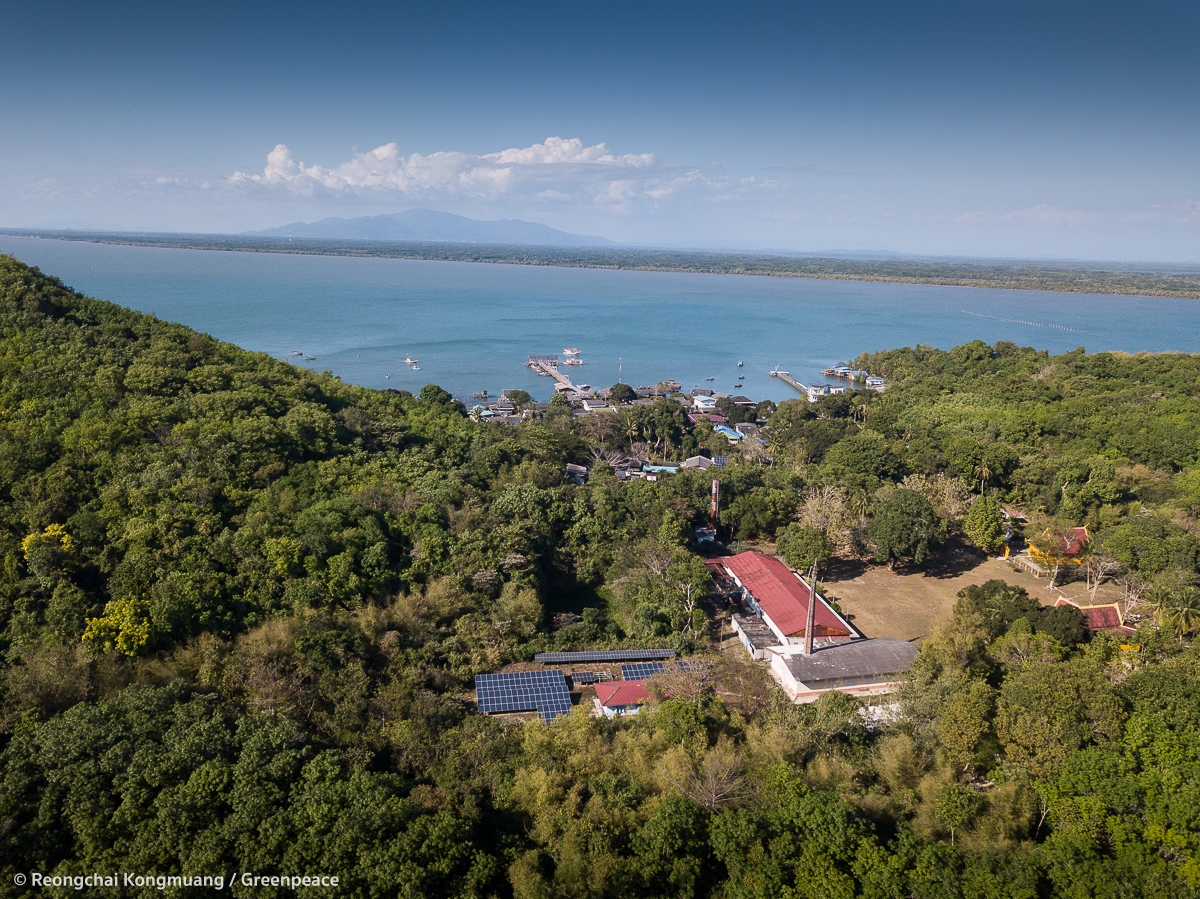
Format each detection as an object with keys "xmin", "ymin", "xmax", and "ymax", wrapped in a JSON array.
[{"xmin": 229, "ymin": 137, "xmax": 660, "ymax": 203}]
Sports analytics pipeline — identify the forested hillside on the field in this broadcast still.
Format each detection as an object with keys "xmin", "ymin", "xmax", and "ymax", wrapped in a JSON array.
[{"xmin": 3, "ymin": 253, "xmax": 1200, "ymax": 898}]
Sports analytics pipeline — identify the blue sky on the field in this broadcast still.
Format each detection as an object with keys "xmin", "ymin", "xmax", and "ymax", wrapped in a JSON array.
[{"xmin": 2, "ymin": 0, "xmax": 1197, "ymax": 260}]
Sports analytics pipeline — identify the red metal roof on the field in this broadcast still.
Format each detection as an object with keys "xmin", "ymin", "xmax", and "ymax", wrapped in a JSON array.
[
  {"xmin": 722, "ymin": 551, "xmax": 852, "ymax": 638},
  {"xmin": 1056, "ymin": 599, "xmax": 1130, "ymax": 632},
  {"xmin": 596, "ymin": 681, "xmax": 650, "ymax": 708}
]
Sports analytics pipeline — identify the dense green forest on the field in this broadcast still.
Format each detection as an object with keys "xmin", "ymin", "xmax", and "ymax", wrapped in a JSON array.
[
  {"xmin": 3, "ymin": 253, "xmax": 1200, "ymax": 898},
  {"xmin": 5, "ymin": 230, "xmax": 1200, "ymax": 299}
]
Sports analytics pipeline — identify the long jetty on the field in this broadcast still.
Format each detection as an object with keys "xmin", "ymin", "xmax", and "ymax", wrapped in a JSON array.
[
  {"xmin": 527, "ymin": 355, "xmax": 579, "ymax": 392},
  {"xmin": 769, "ymin": 368, "xmax": 807, "ymax": 394}
]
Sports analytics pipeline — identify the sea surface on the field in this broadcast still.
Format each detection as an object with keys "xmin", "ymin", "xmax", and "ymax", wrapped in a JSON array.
[{"xmin": 4, "ymin": 235, "xmax": 1200, "ymax": 404}]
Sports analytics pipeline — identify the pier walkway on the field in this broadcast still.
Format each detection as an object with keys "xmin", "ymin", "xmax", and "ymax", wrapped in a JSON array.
[
  {"xmin": 768, "ymin": 369, "xmax": 806, "ymax": 394},
  {"xmin": 527, "ymin": 355, "xmax": 580, "ymax": 392}
]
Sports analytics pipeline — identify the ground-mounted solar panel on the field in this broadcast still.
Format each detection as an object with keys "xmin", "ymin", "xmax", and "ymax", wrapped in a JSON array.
[
  {"xmin": 620, "ymin": 660, "xmax": 695, "ymax": 680},
  {"xmin": 620, "ymin": 661, "xmax": 666, "ymax": 680},
  {"xmin": 569, "ymin": 671, "xmax": 610, "ymax": 685},
  {"xmin": 475, "ymin": 670, "xmax": 572, "ymax": 722},
  {"xmin": 534, "ymin": 649, "xmax": 675, "ymax": 664}
]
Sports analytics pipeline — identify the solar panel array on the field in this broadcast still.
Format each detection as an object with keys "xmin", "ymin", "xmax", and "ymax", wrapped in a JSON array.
[
  {"xmin": 568, "ymin": 671, "xmax": 609, "ymax": 685},
  {"xmin": 620, "ymin": 660, "xmax": 695, "ymax": 680},
  {"xmin": 534, "ymin": 649, "xmax": 675, "ymax": 664},
  {"xmin": 713, "ymin": 455, "xmax": 729, "ymax": 470},
  {"xmin": 475, "ymin": 670, "xmax": 572, "ymax": 722},
  {"xmin": 621, "ymin": 661, "xmax": 666, "ymax": 680}
]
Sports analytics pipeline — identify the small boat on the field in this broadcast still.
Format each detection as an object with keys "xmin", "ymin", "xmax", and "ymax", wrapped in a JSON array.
[
  {"xmin": 563, "ymin": 358, "xmax": 584, "ymax": 366},
  {"xmin": 289, "ymin": 351, "xmax": 302, "ymax": 356},
  {"xmin": 410, "ymin": 364, "xmax": 421, "ymax": 371},
  {"xmin": 738, "ymin": 360, "xmax": 743, "ymax": 367},
  {"xmin": 705, "ymin": 376, "xmax": 715, "ymax": 381},
  {"xmin": 304, "ymin": 356, "xmax": 315, "ymax": 361},
  {"xmin": 405, "ymin": 355, "xmax": 419, "ymax": 365},
  {"xmin": 385, "ymin": 374, "xmax": 390, "ymax": 379},
  {"xmin": 562, "ymin": 347, "xmax": 581, "ymax": 356}
]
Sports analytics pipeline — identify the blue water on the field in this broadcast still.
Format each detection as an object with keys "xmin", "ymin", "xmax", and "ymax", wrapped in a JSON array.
[{"xmin": 3, "ymin": 235, "xmax": 1199, "ymax": 403}]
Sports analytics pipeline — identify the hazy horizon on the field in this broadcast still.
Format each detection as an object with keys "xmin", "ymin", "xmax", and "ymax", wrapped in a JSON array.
[{"xmin": 3, "ymin": 1, "xmax": 1197, "ymax": 263}]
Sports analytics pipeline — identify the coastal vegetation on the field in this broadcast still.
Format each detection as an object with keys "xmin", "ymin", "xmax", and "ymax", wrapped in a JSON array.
[
  {"xmin": 5, "ymin": 229, "xmax": 1200, "ymax": 299},
  {"xmin": 3, "ymin": 253, "xmax": 1200, "ymax": 896}
]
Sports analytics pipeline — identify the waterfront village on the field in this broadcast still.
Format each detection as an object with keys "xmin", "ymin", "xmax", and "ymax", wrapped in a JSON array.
[{"xmin": 466, "ymin": 356, "xmax": 1132, "ymax": 723}]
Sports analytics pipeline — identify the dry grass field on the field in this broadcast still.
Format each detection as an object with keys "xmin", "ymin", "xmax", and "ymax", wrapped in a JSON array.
[{"xmin": 822, "ymin": 546, "xmax": 1124, "ymax": 643}]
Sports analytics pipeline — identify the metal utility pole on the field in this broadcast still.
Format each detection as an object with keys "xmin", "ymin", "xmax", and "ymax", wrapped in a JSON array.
[{"xmin": 710, "ymin": 478, "xmax": 721, "ymax": 528}]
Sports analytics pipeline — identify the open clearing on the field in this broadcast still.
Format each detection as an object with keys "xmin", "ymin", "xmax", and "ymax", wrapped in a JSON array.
[{"xmin": 823, "ymin": 547, "xmax": 1124, "ymax": 643}]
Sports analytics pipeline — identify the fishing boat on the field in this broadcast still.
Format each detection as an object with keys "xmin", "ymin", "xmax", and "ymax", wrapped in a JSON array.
[
  {"xmin": 563, "ymin": 358, "xmax": 584, "ymax": 366},
  {"xmin": 289, "ymin": 351, "xmax": 302, "ymax": 356},
  {"xmin": 562, "ymin": 347, "xmax": 581, "ymax": 356},
  {"xmin": 738, "ymin": 360, "xmax": 743, "ymax": 367},
  {"xmin": 705, "ymin": 376, "xmax": 715, "ymax": 381},
  {"xmin": 405, "ymin": 354, "xmax": 419, "ymax": 365},
  {"xmin": 304, "ymin": 355, "xmax": 315, "ymax": 361},
  {"xmin": 410, "ymin": 364, "xmax": 421, "ymax": 371}
]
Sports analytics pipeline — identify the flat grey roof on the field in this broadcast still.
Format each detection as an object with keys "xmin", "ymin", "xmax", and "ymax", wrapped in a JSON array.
[
  {"xmin": 782, "ymin": 638, "xmax": 918, "ymax": 687},
  {"xmin": 733, "ymin": 613, "xmax": 778, "ymax": 651}
]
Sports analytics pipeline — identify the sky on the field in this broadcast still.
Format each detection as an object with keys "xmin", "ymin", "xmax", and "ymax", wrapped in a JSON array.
[{"xmin": 1, "ymin": 0, "xmax": 1197, "ymax": 261}]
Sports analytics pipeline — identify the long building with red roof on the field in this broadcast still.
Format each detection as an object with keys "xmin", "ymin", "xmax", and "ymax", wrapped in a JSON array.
[{"xmin": 721, "ymin": 551, "xmax": 855, "ymax": 648}]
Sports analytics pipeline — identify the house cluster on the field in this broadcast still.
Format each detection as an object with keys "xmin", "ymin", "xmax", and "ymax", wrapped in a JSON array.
[
  {"xmin": 715, "ymin": 551, "xmax": 918, "ymax": 702},
  {"xmin": 823, "ymin": 363, "xmax": 888, "ymax": 392},
  {"xmin": 565, "ymin": 454, "xmax": 730, "ymax": 486}
]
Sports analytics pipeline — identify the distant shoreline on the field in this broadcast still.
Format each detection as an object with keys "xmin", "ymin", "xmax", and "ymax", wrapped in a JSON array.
[{"xmin": 3, "ymin": 228, "xmax": 1199, "ymax": 299}]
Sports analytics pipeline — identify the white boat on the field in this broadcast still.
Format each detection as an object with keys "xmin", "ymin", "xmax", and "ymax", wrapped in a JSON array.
[
  {"xmin": 563, "ymin": 358, "xmax": 584, "ymax": 366},
  {"xmin": 410, "ymin": 364, "xmax": 421, "ymax": 371},
  {"xmin": 562, "ymin": 347, "xmax": 581, "ymax": 356},
  {"xmin": 289, "ymin": 351, "xmax": 302, "ymax": 356},
  {"xmin": 738, "ymin": 360, "xmax": 743, "ymax": 366},
  {"xmin": 405, "ymin": 354, "xmax": 419, "ymax": 364}
]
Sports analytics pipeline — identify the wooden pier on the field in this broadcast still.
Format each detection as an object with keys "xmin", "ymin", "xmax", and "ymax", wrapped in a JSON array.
[{"xmin": 527, "ymin": 355, "xmax": 580, "ymax": 392}]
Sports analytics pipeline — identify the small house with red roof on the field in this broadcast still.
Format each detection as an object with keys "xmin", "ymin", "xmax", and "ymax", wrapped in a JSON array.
[
  {"xmin": 1054, "ymin": 598, "xmax": 1136, "ymax": 636},
  {"xmin": 720, "ymin": 551, "xmax": 855, "ymax": 649},
  {"xmin": 593, "ymin": 680, "xmax": 650, "ymax": 717}
]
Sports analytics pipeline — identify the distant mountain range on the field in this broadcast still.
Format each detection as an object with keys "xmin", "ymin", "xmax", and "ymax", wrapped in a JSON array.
[{"xmin": 248, "ymin": 209, "xmax": 614, "ymax": 246}]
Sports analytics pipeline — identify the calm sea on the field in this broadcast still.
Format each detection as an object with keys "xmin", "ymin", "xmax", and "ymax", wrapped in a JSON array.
[{"xmin": 4, "ymin": 236, "xmax": 1199, "ymax": 404}]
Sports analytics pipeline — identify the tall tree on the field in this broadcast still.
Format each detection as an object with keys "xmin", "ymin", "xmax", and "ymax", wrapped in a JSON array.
[
  {"xmin": 867, "ymin": 489, "xmax": 946, "ymax": 567},
  {"xmin": 962, "ymin": 495, "xmax": 1004, "ymax": 553}
]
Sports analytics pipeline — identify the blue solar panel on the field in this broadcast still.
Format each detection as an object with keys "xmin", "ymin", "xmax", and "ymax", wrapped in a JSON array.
[
  {"xmin": 620, "ymin": 661, "xmax": 694, "ymax": 680},
  {"xmin": 475, "ymin": 670, "xmax": 573, "ymax": 722},
  {"xmin": 621, "ymin": 661, "xmax": 664, "ymax": 679},
  {"xmin": 713, "ymin": 455, "xmax": 729, "ymax": 470},
  {"xmin": 534, "ymin": 649, "xmax": 675, "ymax": 664},
  {"xmin": 569, "ymin": 671, "xmax": 610, "ymax": 685}
]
